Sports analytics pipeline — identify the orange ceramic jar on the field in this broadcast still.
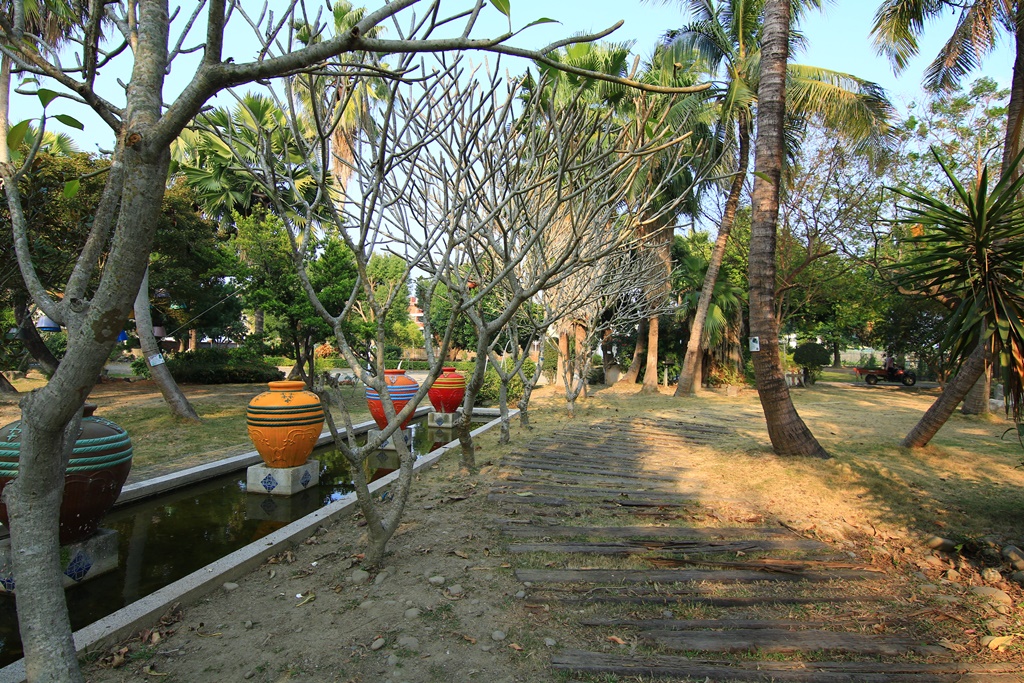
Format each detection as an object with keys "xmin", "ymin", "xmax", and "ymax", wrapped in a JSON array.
[
  {"xmin": 428, "ymin": 366, "xmax": 466, "ymax": 413},
  {"xmin": 365, "ymin": 369, "xmax": 420, "ymax": 429},
  {"xmin": 246, "ymin": 381, "xmax": 325, "ymax": 468}
]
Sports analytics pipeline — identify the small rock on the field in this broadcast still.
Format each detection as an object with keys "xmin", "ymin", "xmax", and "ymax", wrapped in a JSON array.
[
  {"xmin": 223, "ymin": 582, "xmax": 239, "ymax": 592},
  {"xmin": 946, "ymin": 568, "xmax": 961, "ymax": 581},
  {"xmin": 1011, "ymin": 570, "xmax": 1024, "ymax": 586},
  {"xmin": 375, "ymin": 570, "xmax": 390, "ymax": 585},
  {"xmin": 995, "ymin": 604, "xmax": 1011, "ymax": 615},
  {"xmin": 912, "ymin": 572, "xmax": 930, "ymax": 581},
  {"xmin": 428, "ymin": 575, "xmax": 446, "ymax": 586},
  {"xmin": 661, "ymin": 610, "xmax": 674, "ymax": 619},
  {"xmin": 480, "ymin": 645, "xmax": 492, "ymax": 652},
  {"xmin": 359, "ymin": 600, "xmax": 375, "ymax": 610},
  {"xmin": 404, "ymin": 608, "xmax": 421, "ymax": 619},
  {"xmin": 371, "ymin": 638, "xmax": 386, "ymax": 651},
  {"xmin": 351, "ymin": 569, "xmax": 371, "ymax": 585},
  {"xmin": 523, "ymin": 582, "xmax": 532, "ymax": 587},
  {"xmin": 919, "ymin": 584, "xmax": 938, "ymax": 593},
  {"xmin": 243, "ymin": 620, "xmax": 253, "ymax": 630},
  {"xmin": 544, "ymin": 638, "xmax": 557, "ymax": 647},
  {"xmin": 514, "ymin": 590, "xmax": 526, "ymax": 599},
  {"xmin": 982, "ymin": 568, "xmax": 1002, "ymax": 583},
  {"xmin": 387, "ymin": 654, "xmax": 399, "ymax": 666},
  {"xmin": 986, "ymin": 618, "xmax": 1009, "ymax": 631},
  {"xmin": 397, "ymin": 635, "xmax": 419, "ymax": 652},
  {"xmin": 1003, "ymin": 545, "xmax": 1024, "ymax": 571},
  {"xmin": 447, "ymin": 584, "xmax": 465, "ymax": 597},
  {"xmin": 971, "ymin": 586, "xmax": 1013, "ymax": 605},
  {"xmin": 933, "ymin": 595, "xmax": 960, "ymax": 604},
  {"xmin": 924, "ymin": 536, "xmax": 956, "ymax": 552},
  {"xmin": 243, "ymin": 671, "xmax": 255, "ymax": 680},
  {"xmin": 491, "ymin": 630, "xmax": 506, "ymax": 642}
]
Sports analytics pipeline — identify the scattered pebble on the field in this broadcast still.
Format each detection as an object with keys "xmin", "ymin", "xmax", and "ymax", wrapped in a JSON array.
[
  {"xmin": 981, "ymin": 568, "xmax": 1002, "ymax": 583},
  {"xmin": 919, "ymin": 584, "xmax": 938, "ymax": 593},
  {"xmin": 243, "ymin": 620, "xmax": 253, "ymax": 630},
  {"xmin": 371, "ymin": 638, "xmax": 386, "ymax": 651},
  {"xmin": 661, "ymin": 610, "xmax": 674, "ymax": 619},
  {"xmin": 243, "ymin": 671, "xmax": 255, "ymax": 680},
  {"xmin": 396, "ymin": 635, "xmax": 420, "ymax": 651},
  {"xmin": 986, "ymin": 618, "xmax": 1009, "ymax": 631},
  {"xmin": 544, "ymin": 638, "xmax": 557, "ymax": 647},
  {"xmin": 971, "ymin": 586, "xmax": 1013, "ymax": 606},
  {"xmin": 480, "ymin": 645, "xmax": 492, "ymax": 652},
  {"xmin": 1012, "ymin": 571, "xmax": 1024, "ymax": 586},
  {"xmin": 428, "ymin": 575, "xmax": 446, "ymax": 586},
  {"xmin": 223, "ymin": 582, "xmax": 239, "ymax": 592},
  {"xmin": 359, "ymin": 600, "xmax": 375, "ymax": 610},
  {"xmin": 514, "ymin": 590, "xmax": 526, "ymax": 599},
  {"xmin": 387, "ymin": 654, "xmax": 399, "ymax": 666},
  {"xmin": 933, "ymin": 595, "xmax": 959, "ymax": 604},
  {"xmin": 945, "ymin": 569, "xmax": 960, "ymax": 581},
  {"xmin": 404, "ymin": 608, "xmax": 421, "ymax": 619},
  {"xmin": 1003, "ymin": 545, "xmax": 1024, "ymax": 571},
  {"xmin": 351, "ymin": 569, "xmax": 371, "ymax": 585},
  {"xmin": 491, "ymin": 630, "xmax": 506, "ymax": 642},
  {"xmin": 924, "ymin": 536, "xmax": 956, "ymax": 552},
  {"xmin": 447, "ymin": 584, "xmax": 465, "ymax": 597},
  {"xmin": 523, "ymin": 582, "xmax": 532, "ymax": 587},
  {"xmin": 375, "ymin": 570, "xmax": 390, "ymax": 585}
]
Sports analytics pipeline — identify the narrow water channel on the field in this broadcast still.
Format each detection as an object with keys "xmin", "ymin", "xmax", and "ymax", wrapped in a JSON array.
[{"xmin": 0, "ymin": 419, "xmax": 455, "ymax": 666}]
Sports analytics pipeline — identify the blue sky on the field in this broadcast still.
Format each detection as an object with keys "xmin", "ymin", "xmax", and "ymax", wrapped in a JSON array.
[{"xmin": 8, "ymin": 1, "xmax": 1014, "ymax": 150}]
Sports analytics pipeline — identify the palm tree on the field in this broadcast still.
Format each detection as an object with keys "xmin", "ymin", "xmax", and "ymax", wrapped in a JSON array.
[
  {"xmin": 895, "ymin": 149, "xmax": 1024, "ymax": 447},
  {"xmin": 664, "ymin": 0, "xmax": 894, "ymax": 395},
  {"xmin": 747, "ymin": 0, "xmax": 829, "ymax": 457},
  {"xmin": 872, "ymin": 0, "xmax": 1023, "ymax": 414},
  {"xmin": 872, "ymin": 0, "xmax": 1022, "ymax": 178}
]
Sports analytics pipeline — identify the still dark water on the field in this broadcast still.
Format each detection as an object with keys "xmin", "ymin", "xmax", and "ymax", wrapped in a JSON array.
[{"xmin": 0, "ymin": 420, "xmax": 454, "ymax": 666}]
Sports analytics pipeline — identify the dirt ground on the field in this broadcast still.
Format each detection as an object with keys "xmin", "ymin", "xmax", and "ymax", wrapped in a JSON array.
[{"xmin": 7, "ymin": 378, "xmax": 1024, "ymax": 682}]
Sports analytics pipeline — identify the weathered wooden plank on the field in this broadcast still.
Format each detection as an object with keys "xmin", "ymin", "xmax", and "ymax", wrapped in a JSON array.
[
  {"xmin": 646, "ymin": 629, "xmax": 944, "ymax": 656},
  {"xmin": 515, "ymin": 568, "xmax": 879, "ymax": 584},
  {"xmin": 558, "ymin": 595, "xmax": 891, "ymax": 607},
  {"xmin": 580, "ymin": 617, "xmax": 828, "ymax": 629},
  {"xmin": 506, "ymin": 538, "xmax": 828, "ymax": 554},
  {"xmin": 487, "ymin": 493, "xmax": 570, "ymax": 506},
  {"xmin": 500, "ymin": 458, "xmax": 682, "ymax": 481},
  {"xmin": 490, "ymin": 484, "xmax": 698, "ymax": 500},
  {"xmin": 551, "ymin": 651, "xmax": 1024, "ymax": 682},
  {"xmin": 500, "ymin": 525, "xmax": 799, "ymax": 539},
  {"xmin": 503, "ymin": 473, "xmax": 683, "ymax": 491}
]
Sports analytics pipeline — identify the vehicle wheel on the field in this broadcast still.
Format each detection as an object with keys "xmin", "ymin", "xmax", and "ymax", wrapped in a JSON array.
[
  {"xmin": 865, "ymin": 374, "xmax": 879, "ymax": 385},
  {"xmin": 902, "ymin": 373, "xmax": 917, "ymax": 386}
]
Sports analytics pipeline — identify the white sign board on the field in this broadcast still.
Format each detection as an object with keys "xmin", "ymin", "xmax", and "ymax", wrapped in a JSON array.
[
  {"xmin": 748, "ymin": 337, "xmax": 760, "ymax": 353},
  {"xmin": 148, "ymin": 354, "xmax": 165, "ymax": 366}
]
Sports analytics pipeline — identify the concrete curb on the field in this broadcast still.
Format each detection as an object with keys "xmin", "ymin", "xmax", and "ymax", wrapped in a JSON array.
[{"xmin": 0, "ymin": 408, "xmax": 514, "ymax": 683}]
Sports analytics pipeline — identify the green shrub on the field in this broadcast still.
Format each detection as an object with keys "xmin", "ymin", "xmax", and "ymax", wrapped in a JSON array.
[
  {"xmin": 476, "ymin": 358, "xmax": 535, "ymax": 405},
  {"xmin": 262, "ymin": 355, "xmax": 294, "ymax": 367},
  {"xmin": 160, "ymin": 348, "xmax": 284, "ymax": 384},
  {"xmin": 793, "ymin": 342, "xmax": 830, "ymax": 385}
]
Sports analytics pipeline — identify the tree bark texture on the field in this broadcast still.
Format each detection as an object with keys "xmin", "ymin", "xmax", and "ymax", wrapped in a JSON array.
[
  {"xmin": 641, "ymin": 315, "xmax": 661, "ymax": 393},
  {"xmin": 1001, "ymin": 17, "xmax": 1024, "ymax": 180},
  {"xmin": 677, "ymin": 115, "xmax": 749, "ymax": 396},
  {"xmin": 0, "ymin": 373, "xmax": 17, "ymax": 395},
  {"xmin": 134, "ymin": 268, "xmax": 200, "ymax": 422},
  {"xmin": 14, "ymin": 302, "xmax": 60, "ymax": 377},
  {"xmin": 620, "ymin": 317, "xmax": 648, "ymax": 384},
  {"xmin": 555, "ymin": 330, "xmax": 569, "ymax": 387},
  {"xmin": 960, "ymin": 346, "xmax": 990, "ymax": 415},
  {"xmin": 747, "ymin": 0, "xmax": 828, "ymax": 459}
]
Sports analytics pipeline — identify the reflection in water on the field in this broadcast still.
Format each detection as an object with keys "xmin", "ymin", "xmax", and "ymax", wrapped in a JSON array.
[{"xmin": 0, "ymin": 417, "xmax": 450, "ymax": 666}]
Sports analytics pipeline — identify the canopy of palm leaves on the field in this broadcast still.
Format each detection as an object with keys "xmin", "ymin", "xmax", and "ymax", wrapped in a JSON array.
[{"xmin": 892, "ymin": 148, "xmax": 1024, "ymax": 421}]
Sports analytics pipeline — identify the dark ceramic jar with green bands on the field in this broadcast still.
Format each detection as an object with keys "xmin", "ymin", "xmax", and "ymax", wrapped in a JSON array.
[{"xmin": 0, "ymin": 404, "xmax": 133, "ymax": 545}]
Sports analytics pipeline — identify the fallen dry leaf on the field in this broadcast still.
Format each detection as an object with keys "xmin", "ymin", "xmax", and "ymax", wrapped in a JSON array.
[
  {"xmin": 508, "ymin": 643, "xmax": 523, "ymax": 651},
  {"xmin": 143, "ymin": 664, "xmax": 168, "ymax": 676},
  {"xmin": 458, "ymin": 632, "xmax": 477, "ymax": 644},
  {"xmin": 981, "ymin": 635, "xmax": 1015, "ymax": 650},
  {"xmin": 452, "ymin": 550, "xmax": 469, "ymax": 559},
  {"xmin": 607, "ymin": 636, "xmax": 627, "ymax": 645},
  {"xmin": 937, "ymin": 639, "xmax": 966, "ymax": 652}
]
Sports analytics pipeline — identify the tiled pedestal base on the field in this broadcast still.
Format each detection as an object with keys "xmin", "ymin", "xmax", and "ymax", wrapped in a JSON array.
[
  {"xmin": 367, "ymin": 429, "xmax": 411, "ymax": 451},
  {"xmin": 427, "ymin": 411, "xmax": 461, "ymax": 429},
  {"xmin": 246, "ymin": 459, "xmax": 319, "ymax": 496}
]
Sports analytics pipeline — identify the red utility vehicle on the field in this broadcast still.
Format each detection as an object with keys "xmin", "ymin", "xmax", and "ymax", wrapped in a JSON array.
[{"xmin": 854, "ymin": 366, "xmax": 917, "ymax": 386}]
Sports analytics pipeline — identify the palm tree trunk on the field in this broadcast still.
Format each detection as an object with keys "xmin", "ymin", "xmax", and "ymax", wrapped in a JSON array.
[
  {"xmin": 641, "ymin": 315, "xmax": 661, "ymax": 393},
  {"xmin": 134, "ymin": 268, "xmax": 201, "ymax": 422},
  {"xmin": 642, "ymin": 223, "xmax": 674, "ymax": 394},
  {"xmin": 903, "ymin": 340, "xmax": 989, "ymax": 447},
  {"xmin": 747, "ymin": 0, "xmax": 828, "ymax": 459},
  {"xmin": 621, "ymin": 317, "xmax": 648, "ymax": 384},
  {"xmin": 677, "ymin": 117, "xmax": 750, "ymax": 395},
  {"xmin": 1001, "ymin": 18, "xmax": 1024, "ymax": 180},
  {"xmin": 961, "ymin": 339, "xmax": 990, "ymax": 415},
  {"xmin": 0, "ymin": 54, "xmax": 12, "ymax": 163}
]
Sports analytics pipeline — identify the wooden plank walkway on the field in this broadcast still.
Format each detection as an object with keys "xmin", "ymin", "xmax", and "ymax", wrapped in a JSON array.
[{"xmin": 491, "ymin": 415, "xmax": 1019, "ymax": 682}]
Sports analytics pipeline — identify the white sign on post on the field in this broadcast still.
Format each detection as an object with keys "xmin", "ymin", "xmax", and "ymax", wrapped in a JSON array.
[
  {"xmin": 748, "ymin": 337, "xmax": 760, "ymax": 353},
  {"xmin": 148, "ymin": 354, "xmax": 165, "ymax": 366}
]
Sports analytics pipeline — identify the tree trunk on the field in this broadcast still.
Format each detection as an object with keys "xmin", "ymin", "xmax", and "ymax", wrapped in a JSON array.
[
  {"xmin": 0, "ymin": 54, "xmax": 11, "ymax": 163},
  {"xmin": 677, "ymin": 116, "xmax": 750, "ymax": 395},
  {"xmin": 904, "ymin": 340, "xmax": 989, "ymax": 447},
  {"xmin": 620, "ymin": 317, "xmax": 648, "ymax": 384},
  {"xmin": 746, "ymin": 0, "xmax": 828, "ymax": 459},
  {"xmin": 1001, "ymin": 18, "xmax": 1024, "ymax": 181},
  {"xmin": 960, "ymin": 351, "xmax": 990, "ymax": 415},
  {"xmin": 641, "ymin": 315, "xmax": 660, "ymax": 393},
  {"xmin": 134, "ymin": 268, "xmax": 200, "ymax": 422},
  {"xmin": 14, "ymin": 302, "xmax": 60, "ymax": 376},
  {"xmin": 253, "ymin": 308, "xmax": 265, "ymax": 336},
  {"xmin": 555, "ymin": 330, "xmax": 569, "ymax": 387},
  {"xmin": 0, "ymin": 372, "xmax": 17, "ymax": 396},
  {"xmin": 832, "ymin": 341, "xmax": 841, "ymax": 368},
  {"xmin": 601, "ymin": 328, "xmax": 614, "ymax": 381}
]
